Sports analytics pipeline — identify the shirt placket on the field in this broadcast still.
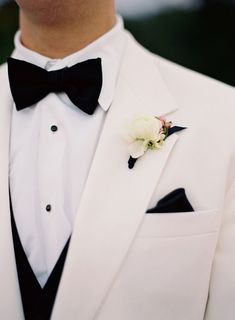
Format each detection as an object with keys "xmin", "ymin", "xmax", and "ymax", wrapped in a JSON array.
[{"xmin": 37, "ymin": 94, "xmax": 71, "ymax": 276}]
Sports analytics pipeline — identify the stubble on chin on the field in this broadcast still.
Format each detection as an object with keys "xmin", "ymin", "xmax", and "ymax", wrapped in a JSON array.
[{"xmin": 16, "ymin": 0, "xmax": 74, "ymax": 25}]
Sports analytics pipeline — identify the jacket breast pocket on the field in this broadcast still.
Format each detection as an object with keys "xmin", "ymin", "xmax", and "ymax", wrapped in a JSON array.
[
  {"xmin": 101, "ymin": 209, "xmax": 221, "ymax": 320},
  {"xmin": 138, "ymin": 209, "xmax": 220, "ymax": 238}
]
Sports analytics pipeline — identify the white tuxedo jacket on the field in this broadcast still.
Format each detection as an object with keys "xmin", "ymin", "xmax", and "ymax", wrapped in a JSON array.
[{"xmin": 1, "ymin": 31, "xmax": 235, "ymax": 320}]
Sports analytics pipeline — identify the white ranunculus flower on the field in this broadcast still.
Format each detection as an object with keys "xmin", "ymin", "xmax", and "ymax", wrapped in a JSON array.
[{"xmin": 124, "ymin": 115, "xmax": 166, "ymax": 159}]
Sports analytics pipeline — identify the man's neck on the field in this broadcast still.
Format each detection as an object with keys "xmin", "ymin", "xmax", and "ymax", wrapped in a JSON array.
[{"xmin": 19, "ymin": 6, "xmax": 116, "ymax": 59}]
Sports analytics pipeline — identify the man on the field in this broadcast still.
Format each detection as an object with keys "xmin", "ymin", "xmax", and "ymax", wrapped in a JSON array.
[{"xmin": 0, "ymin": 1, "xmax": 235, "ymax": 319}]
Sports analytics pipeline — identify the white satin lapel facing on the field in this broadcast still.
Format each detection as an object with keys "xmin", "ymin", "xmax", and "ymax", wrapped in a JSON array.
[
  {"xmin": 0, "ymin": 65, "xmax": 24, "ymax": 319},
  {"xmin": 52, "ymin": 33, "xmax": 180, "ymax": 320}
]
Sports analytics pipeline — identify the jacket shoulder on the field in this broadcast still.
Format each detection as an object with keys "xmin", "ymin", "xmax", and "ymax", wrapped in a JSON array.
[
  {"xmin": 154, "ymin": 53, "xmax": 235, "ymax": 96},
  {"xmin": 0, "ymin": 62, "xmax": 7, "ymax": 72},
  {"xmin": 0, "ymin": 63, "xmax": 8, "ymax": 83},
  {"xmin": 125, "ymin": 31, "xmax": 235, "ymax": 101},
  {"xmin": 149, "ymin": 49, "xmax": 235, "ymax": 117}
]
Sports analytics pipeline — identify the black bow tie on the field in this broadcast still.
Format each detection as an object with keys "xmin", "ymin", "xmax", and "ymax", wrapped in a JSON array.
[{"xmin": 7, "ymin": 57, "xmax": 103, "ymax": 115}]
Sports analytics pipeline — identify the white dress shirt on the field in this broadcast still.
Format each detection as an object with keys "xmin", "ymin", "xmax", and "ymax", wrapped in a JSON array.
[{"xmin": 9, "ymin": 16, "xmax": 126, "ymax": 287}]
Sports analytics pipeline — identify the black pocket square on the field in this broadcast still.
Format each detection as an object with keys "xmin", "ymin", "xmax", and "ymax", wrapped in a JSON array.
[{"xmin": 146, "ymin": 188, "xmax": 194, "ymax": 214}]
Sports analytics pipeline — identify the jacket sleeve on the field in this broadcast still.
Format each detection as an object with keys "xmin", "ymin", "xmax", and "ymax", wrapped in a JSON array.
[{"xmin": 204, "ymin": 168, "xmax": 235, "ymax": 320}]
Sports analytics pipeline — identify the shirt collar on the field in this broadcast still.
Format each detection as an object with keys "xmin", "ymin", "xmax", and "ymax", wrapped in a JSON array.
[{"xmin": 12, "ymin": 15, "xmax": 126, "ymax": 112}]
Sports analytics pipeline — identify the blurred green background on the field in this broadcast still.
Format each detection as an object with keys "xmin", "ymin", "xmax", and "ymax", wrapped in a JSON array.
[{"xmin": 1, "ymin": 1, "xmax": 235, "ymax": 86}]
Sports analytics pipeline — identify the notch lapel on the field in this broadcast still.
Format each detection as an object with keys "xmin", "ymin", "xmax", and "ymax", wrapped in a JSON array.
[
  {"xmin": 52, "ymin": 33, "xmax": 181, "ymax": 320},
  {"xmin": 0, "ymin": 65, "xmax": 24, "ymax": 319}
]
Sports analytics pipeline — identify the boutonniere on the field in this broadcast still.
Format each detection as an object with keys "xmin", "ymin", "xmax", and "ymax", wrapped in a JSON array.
[{"xmin": 124, "ymin": 115, "xmax": 186, "ymax": 169}]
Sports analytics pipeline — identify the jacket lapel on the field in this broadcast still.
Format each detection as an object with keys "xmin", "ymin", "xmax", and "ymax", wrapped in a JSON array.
[
  {"xmin": 52, "ymin": 32, "xmax": 180, "ymax": 320},
  {"xmin": 0, "ymin": 65, "xmax": 24, "ymax": 319}
]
